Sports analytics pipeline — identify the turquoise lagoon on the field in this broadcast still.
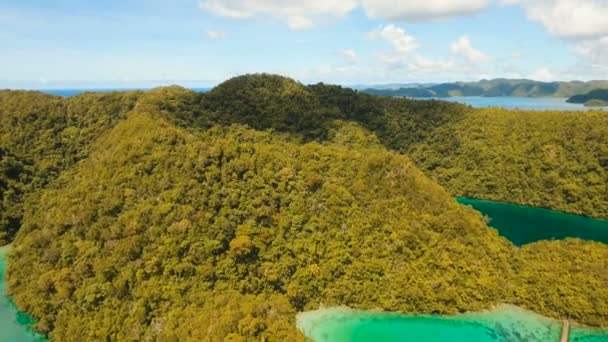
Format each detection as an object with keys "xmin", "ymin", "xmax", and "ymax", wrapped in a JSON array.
[{"xmin": 297, "ymin": 306, "xmax": 608, "ymax": 342}]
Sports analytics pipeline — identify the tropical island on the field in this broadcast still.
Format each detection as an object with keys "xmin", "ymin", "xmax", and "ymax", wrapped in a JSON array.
[
  {"xmin": 362, "ymin": 79, "xmax": 608, "ymax": 98},
  {"xmin": 567, "ymin": 89, "xmax": 608, "ymax": 107},
  {"xmin": 0, "ymin": 74, "xmax": 607, "ymax": 341}
]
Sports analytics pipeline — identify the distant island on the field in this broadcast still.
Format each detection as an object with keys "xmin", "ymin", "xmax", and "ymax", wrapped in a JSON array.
[
  {"xmin": 567, "ymin": 89, "xmax": 608, "ymax": 107},
  {"xmin": 362, "ymin": 79, "xmax": 608, "ymax": 98}
]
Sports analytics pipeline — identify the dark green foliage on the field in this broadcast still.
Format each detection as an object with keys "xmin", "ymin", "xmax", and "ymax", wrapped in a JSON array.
[
  {"xmin": 567, "ymin": 89, "xmax": 608, "ymax": 106},
  {"xmin": 308, "ymin": 83, "xmax": 470, "ymax": 151},
  {"xmin": 0, "ymin": 90, "xmax": 141, "ymax": 244},
  {"xmin": 203, "ymin": 74, "xmax": 340, "ymax": 140}
]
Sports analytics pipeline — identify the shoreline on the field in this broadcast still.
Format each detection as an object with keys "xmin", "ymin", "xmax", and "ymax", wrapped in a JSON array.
[{"xmin": 297, "ymin": 304, "xmax": 608, "ymax": 341}]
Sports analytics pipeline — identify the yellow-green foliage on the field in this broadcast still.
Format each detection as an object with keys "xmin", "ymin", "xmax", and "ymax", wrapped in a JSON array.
[
  {"xmin": 511, "ymin": 240, "xmax": 608, "ymax": 326},
  {"xmin": 8, "ymin": 107, "xmax": 516, "ymax": 340},
  {"xmin": 0, "ymin": 90, "xmax": 141, "ymax": 244},
  {"xmin": 409, "ymin": 109, "xmax": 608, "ymax": 219},
  {"xmin": 2, "ymin": 75, "xmax": 608, "ymax": 341}
]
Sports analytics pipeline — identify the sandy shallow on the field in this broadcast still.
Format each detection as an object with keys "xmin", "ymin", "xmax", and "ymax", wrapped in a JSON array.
[{"xmin": 297, "ymin": 305, "xmax": 608, "ymax": 342}]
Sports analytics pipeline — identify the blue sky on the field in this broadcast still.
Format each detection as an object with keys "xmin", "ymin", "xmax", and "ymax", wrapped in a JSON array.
[{"xmin": 1, "ymin": 0, "xmax": 608, "ymax": 88}]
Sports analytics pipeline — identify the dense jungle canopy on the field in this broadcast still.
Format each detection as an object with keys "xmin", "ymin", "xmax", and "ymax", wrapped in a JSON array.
[{"xmin": 1, "ymin": 74, "xmax": 607, "ymax": 340}]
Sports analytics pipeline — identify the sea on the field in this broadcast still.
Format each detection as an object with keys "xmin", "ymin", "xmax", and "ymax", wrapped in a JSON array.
[
  {"xmin": 428, "ymin": 96, "xmax": 602, "ymax": 111},
  {"xmin": 39, "ymin": 88, "xmax": 210, "ymax": 97}
]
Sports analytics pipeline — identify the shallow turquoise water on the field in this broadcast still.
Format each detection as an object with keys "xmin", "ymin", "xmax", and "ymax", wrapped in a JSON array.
[
  {"xmin": 297, "ymin": 306, "xmax": 608, "ymax": 342},
  {"xmin": 457, "ymin": 198, "xmax": 608, "ymax": 246},
  {"xmin": 572, "ymin": 328, "xmax": 608, "ymax": 342},
  {"xmin": 297, "ymin": 306, "xmax": 559, "ymax": 342},
  {"xmin": 0, "ymin": 247, "xmax": 45, "ymax": 342}
]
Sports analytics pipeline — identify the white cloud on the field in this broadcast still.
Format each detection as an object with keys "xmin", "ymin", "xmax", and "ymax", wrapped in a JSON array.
[
  {"xmin": 287, "ymin": 16, "xmax": 313, "ymax": 30},
  {"xmin": 408, "ymin": 55, "xmax": 457, "ymax": 72},
  {"xmin": 361, "ymin": 0, "xmax": 489, "ymax": 21},
  {"xmin": 368, "ymin": 26, "xmax": 491, "ymax": 77},
  {"xmin": 206, "ymin": 30, "xmax": 226, "ymax": 39},
  {"xmin": 575, "ymin": 37, "xmax": 608, "ymax": 65},
  {"xmin": 368, "ymin": 24, "xmax": 419, "ymax": 54},
  {"xmin": 338, "ymin": 49, "xmax": 358, "ymax": 64},
  {"xmin": 531, "ymin": 67, "xmax": 556, "ymax": 81},
  {"xmin": 199, "ymin": 0, "xmax": 489, "ymax": 29},
  {"xmin": 199, "ymin": 0, "xmax": 358, "ymax": 30},
  {"xmin": 504, "ymin": 0, "xmax": 608, "ymax": 39},
  {"xmin": 450, "ymin": 36, "xmax": 489, "ymax": 63},
  {"xmin": 502, "ymin": 0, "xmax": 608, "ymax": 77}
]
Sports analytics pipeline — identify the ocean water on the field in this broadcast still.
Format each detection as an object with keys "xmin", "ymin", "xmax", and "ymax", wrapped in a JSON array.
[
  {"xmin": 40, "ymin": 87, "xmax": 210, "ymax": 97},
  {"xmin": 297, "ymin": 306, "xmax": 608, "ymax": 342},
  {"xmin": 0, "ymin": 246, "xmax": 46, "ymax": 342},
  {"xmin": 457, "ymin": 198, "xmax": 608, "ymax": 246},
  {"xmin": 431, "ymin": 96, "xmax": 603, "ymax": 111}
]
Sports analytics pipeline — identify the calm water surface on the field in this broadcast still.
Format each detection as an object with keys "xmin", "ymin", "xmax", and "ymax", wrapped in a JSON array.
[
  {"xmin": 457, "ymin": 198, "xmax": 608, "ymax": 246},
  {"xmin": 297, "ymin": 306, "xmax": 608, "ymax": 342},
  {"xmin": 433, "ymin": 96, "xmax": 603, "ymax": 111}
]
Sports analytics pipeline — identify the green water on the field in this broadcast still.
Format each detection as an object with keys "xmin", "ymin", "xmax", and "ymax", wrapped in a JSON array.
[
  {"xmin": 457, "ymin": 198, "xmax": 608, "ymax": 246},
  {"xmin": 297, "ymin": 306, "xmax": 608, "ymax": 342},
  {"xmin": 0, "ymin": 246, "xmax": 45, "ymax": 342}
]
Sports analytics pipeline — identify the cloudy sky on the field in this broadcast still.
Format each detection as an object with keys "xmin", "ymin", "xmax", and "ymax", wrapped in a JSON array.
[{"xmin": 2, "ymin": 0, "xmax": 608, "ymax": 88}]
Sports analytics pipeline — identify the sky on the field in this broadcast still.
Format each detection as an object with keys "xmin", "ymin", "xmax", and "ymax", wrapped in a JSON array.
[{"xmin": 1, "ymin": 0, "xmax": 608, "ymax": 89}]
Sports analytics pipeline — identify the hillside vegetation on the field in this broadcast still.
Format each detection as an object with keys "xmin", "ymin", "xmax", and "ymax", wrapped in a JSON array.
[
  {"xmin": 567, "ymin": 89, "xmax": 608, "ymax": 107},
  {"xmin": 1, "ymin": 74, "xmax": 608, "ymax": 340},
  {"xmin": 7, "ymin": 101, "xmax": 516, "ymax": 340},
  {"xmin": 409, "ymin": 109, "xmax": 608, "ymax": 219},
  {"xmin": 0, "ymin": 90, "xmax": 141, "ymax": 244}
]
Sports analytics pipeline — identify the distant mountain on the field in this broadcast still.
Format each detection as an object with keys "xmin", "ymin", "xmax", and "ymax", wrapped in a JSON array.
[
  {"xmin": 352, "ymin": 82, "xmax": 437, "ymax": 90},
  {"xmin": 364, "ymin": 87, "xmax": 435, "ymax": 97},
  {"xmin": 567, "ymin": 89, "xmax": 608, "ymax": 107},
  {"xmin": 40, "ymin": 87, "xmax": 211, "ymax": 97},
  {"xmin": 362, "ymin": 79, "xmax": 608, "ymax": 98}
]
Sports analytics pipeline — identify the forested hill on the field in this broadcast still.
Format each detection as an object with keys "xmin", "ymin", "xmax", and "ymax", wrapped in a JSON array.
[
  {"xmin": 6, "ymin": 87, "xmax": 519, "ymax": 340},
  {"xmin": 2, "ymin": 74, "xmax": 608, "ymax": 248},
  {"xmin": 4, "ymin": 78, "xmax": 608, "ymax": 341},
  {"xmin": 408, "ymin": 109, "xmax": 608, "ymax": 219},
  {"xmin": 0, "ymin": 90, "xmax": 142, "ymax": 244},
  {"xmin": 567, "ymin": 89, "xmax": 608, "ymax": 106},
  {"xmin": 363, "ymin": 79, "xmax": 608, "ymax": 98}
]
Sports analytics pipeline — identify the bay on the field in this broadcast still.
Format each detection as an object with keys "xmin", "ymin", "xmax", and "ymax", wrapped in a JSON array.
[
  {"xmin": 431, "ymin": 96, "xmax": 603, "ymax": 111},
  {"xmin": 457, "ymin": 198, "xmax": 608, "ymax": 246}
]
